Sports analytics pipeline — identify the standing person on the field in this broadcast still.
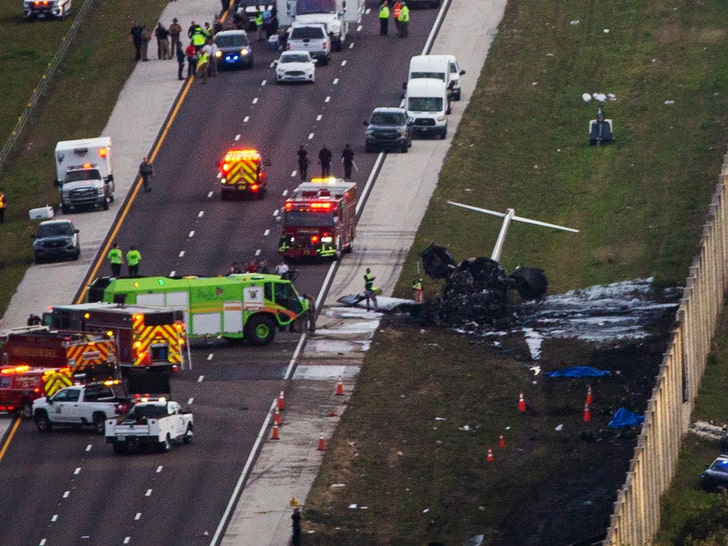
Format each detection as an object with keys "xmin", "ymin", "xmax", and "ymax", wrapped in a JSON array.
[
  {"xmin": 141, "ymin": 25, "xmax": 152, "ymax": 61},
  {"xmin": 169, "ymin": 18, "xmax": 182, "ymax": 58},
  {"xmin": 228, "ymin": 261, "xmax": 242, "ymax": 274},
  {"xmin": 275, "ymin": 259, "xmax": 290, "ymax": 279},
  {"xmin": 363, "ymin": 268, "xmax": 379, "ymax": 312},
  {"xmin": 254, "ymin": 8, "xmax": 264, "ymax": 42},
  {"xmin": 296, "ymin": 145, "xmax": 309, "ymax": 181},
  {"xmin": 291, "ymin": 507, "xmax": 302, "ymax": 546},
  {"xmin": 0, "ymin": 190, "xmax": 6, "ymax": 224},
  {"xmin": 398, "ymin": 1, "xmax": 410, "ymax": 38},
  {"xmin": 197, "ymin": 44, "xmax": 210, "ymax": 84},
  {"xmin": 155, "ymin": 23, "xmax": 170, "ymax": 60},
  {"xmin": 108, "ymin": 243, "xmax": 124, "ymax": 277},
  {"xmin": 130, "ymin": 21, "xmax": 144, "ymax": 61},
  {"xmin": 379, "ymin": 1, "xmax": 390, "ymax": 36},
  {"xmin": 207, "ymin": 38, "xmax": 218, "ymax": 77},
  {"xmin": 340, "ymin": 144, "xmax": 355, "ymax": 180},
  {"xmin": 305, "ymin": 294, "xmax": 316, "ymax": 332},
  {"xmin": 393, "ymin": 0, "xmax": 402, "ymax": 33},
  {"xmin": 176, "ymin": 40, "xmax": 186, "ymax": 80},
  {"xmin": 139, "ymin": 157, "xmax": 154, "ymax": 192},
  {"xmin": 126, "ymin": 246, "xmax": 141, "ymax": 276},
  {"xmin": 185, "ymin": 41, "xmax": 198, "ymax": 78},
  {"xmin": 412, "ymin": 276, "xmax": 423, "ymax": 303},
  {"xmin": 27, "ymin": 313, "xmax": 42, "ymax": 326},
  {"xmin": 318, "ymin": 145, "xmax": 332, "ymax": 178},
  {"xmin": 257, "ymin": 259, "xmax": 270, "ymax": 273}
]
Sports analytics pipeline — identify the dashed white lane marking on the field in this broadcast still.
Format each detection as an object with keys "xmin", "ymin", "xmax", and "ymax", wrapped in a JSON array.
[
  {"xmin": 207, "ymin": 191, "xmax": 214, "ymax": 198},
  {"xmin": 178, "ymin": 250, "xmax": 185, "ymax": 258},
  {"xmin": 197, "ymin": 375, "xmax": 205, "ymax": 382},
  {"xmin": 123, "ymin": 537, "xmax": 131, "ymax": 544},
  {"xmin": 51, "ymin": 515, "xmax": 58, "ymax": 522},
  {"xmin": 188, "ymin": 230, "xmax": 195, "ymax": 238},
  {"xmin": 134, "ymin": 513, "xmax": 142, "ymax": 521},
  {"xmin": 74, "ymin": 468, "xmax": 81, "ymax": 475},
  {"xmin": 273, "ymin": 209, "xmax": 280, "ymax": 217},
  {"xmin": 156, "ymin": 465, "xmax": 163, "ymax": 473},
  {"xmin": 207, "ymin": 353, "xmax": 213, "ymax": 360},
  {"xmin": 263, "ymin": 229, "xmax": 270, "ymax": 236},
  {"xmin": 85, "ymin": 444, "xmax": 92, "ymax": 452},
  {"xmin": 198, "ymin": 210, "xmax": 204, "ymax": 217},
  {"xmin": 188, "ymin": 397, "xmax": 194, "ymax": 406},
  {"xmin": 255, "ymin": 249, "xmax": 261, "ymax": 256},
  {"xmin": 349, "ymin": 41, "xmax": 355, "ymax": 48},
  {"xmin": 146, "ymin": 489, "xmax": 152, "ymax": 497},
  {"xmin": 316, "ymin": 114, "xmax": 322, "ymax": 121},
  {"xmin": 252, "ymin": 97, "xmax": 259, "ymax": 104},
  {"xmin": 325, "ymin": 96, "xmax": 331, "ymax": 102},
  {"xmin": 63, "ymin": 491, "xmax": 70, "ymax": 498},
  {"xmin": 244, "ymin": 116, "xmax": 250, "ymax": 123},
  {"xmin": 290, "ymin": 170, "xmax": 296, "ymax": 178},
  {"xmin": 235, "ymin": 134, "xmax": 241, "ymax": 140},
  {"xmin": 308, "ymin": 133, "xmax": 314, "ymax": 140},
  {"xmin": 341, "ymin": 60, "xmax": 347, "ymax": 66},
  {"xmin": 333, "ymin": 78, "xmax": 339, "ymax": 84},
  {"xmin": 170, "ymin": 270, "xmax": 176, "ymax": 276}
]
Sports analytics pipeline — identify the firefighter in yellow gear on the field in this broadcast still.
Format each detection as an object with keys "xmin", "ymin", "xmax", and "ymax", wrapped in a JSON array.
[
  {"xmin": 108, "ymin": 243, "xmax": 124, "ymax": 277},
  {"xmin": 126, "ymin": 246, "xmax": 142, "ymax": 276}
]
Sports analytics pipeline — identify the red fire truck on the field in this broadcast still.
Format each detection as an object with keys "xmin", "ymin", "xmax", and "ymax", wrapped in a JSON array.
[
  {"xmin": 278, "ymin": 177, "xmax": 357, "ymax": 260},
  {"xmin": 217, "ymin": 148, "xmax": 270, "ymax": 200}
]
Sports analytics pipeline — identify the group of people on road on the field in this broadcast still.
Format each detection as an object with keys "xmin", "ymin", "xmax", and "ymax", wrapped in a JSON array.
[
  {"xmin": 227, "ymin": 259, "xmax": 271, "ymax": 275},
  {"xmin": 296, "ymin": 145, "xmax": 357, "ymax": 181},
  {"xmin": 107, "ymin": 242, "xmax": 142, "ymax": 277},
  {"xmin": 379, "ymin": 0, "xmax": 410, "ymax": 38}
]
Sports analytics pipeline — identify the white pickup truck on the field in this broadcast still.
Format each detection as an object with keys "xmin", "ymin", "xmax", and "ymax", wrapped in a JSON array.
[
  {"xmin": 32, "ymin": 382, "xmax": 129, "ymax": 434},
  {"xmin": 105, "ymin": 398, "xmax": 193, "ymax": 454}
]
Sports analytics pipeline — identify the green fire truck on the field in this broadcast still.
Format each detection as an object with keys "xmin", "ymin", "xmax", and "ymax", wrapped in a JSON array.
[{"xmin": 87, "ymin": 274, "xmax": 308, "ymax": 346}]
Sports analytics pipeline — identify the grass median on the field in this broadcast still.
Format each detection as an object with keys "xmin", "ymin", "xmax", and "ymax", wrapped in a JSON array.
[{"xmin": 302, "ymin": 1, "xmax": 728, "ymax": 544}]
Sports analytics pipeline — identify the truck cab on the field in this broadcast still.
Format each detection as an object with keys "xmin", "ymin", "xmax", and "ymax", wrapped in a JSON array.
[
  {"xmin": 277, "ymin": 0, "xmax": 363, "ymax": 52},
  {"xmin": 54, "ymin": 137, "xmax": 115, "ymax": 213},
  {"xmin": 405, "ymin": 78, "xmax": 451, "ymax": 139},
  {"xmin": 23, "ymin": 0, "xmax": 72, "ymax": 19}
]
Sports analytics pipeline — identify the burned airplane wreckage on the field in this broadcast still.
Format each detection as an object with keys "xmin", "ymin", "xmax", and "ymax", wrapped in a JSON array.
[{"xmin": 418, "ymin": 243, "xmax": 549, "ymax": 327}]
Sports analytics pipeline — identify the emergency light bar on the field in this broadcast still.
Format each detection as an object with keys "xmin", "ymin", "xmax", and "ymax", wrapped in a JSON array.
[
  {"xmin": 284, "ymin": 201, "xmax": 334, "ymax": 211},
  {"xmin": 310, "ymin": 177, "xmax": 338, "ymax": 184}
]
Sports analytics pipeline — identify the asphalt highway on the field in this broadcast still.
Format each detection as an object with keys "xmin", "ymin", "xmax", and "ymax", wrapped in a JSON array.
[{"xmin": 0, "ymin": 3, "xmax": 444, "ymax": 544}]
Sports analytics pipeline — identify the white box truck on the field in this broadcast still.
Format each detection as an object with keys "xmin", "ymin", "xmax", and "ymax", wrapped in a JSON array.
[
  {"xmin": 55, "ymin": 137, "xmax": 115, "ymax": 214},
  {"xmin": 276, "ymin": 0, "xmax": 363, "ymax": 51}
]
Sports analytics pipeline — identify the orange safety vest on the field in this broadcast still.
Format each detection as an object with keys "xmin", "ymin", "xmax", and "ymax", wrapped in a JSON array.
[
  {"xmin": 0, "ymin": 193, "xmax": 6, "ymax": 209},
  {"xmin": 393, "ymin": 2, "xmax": 402, "ymax": 19}
]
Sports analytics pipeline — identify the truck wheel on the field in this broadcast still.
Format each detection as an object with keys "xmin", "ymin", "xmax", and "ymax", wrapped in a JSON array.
[
  {"xmin": 244, "ymin": 315, "xmax": 276, "ymax": 346},
  {"xmin": 112, "ymin": 443, "xmax": 128, "ymax": 455},
  {"xmin": 21, "ymin": 401, "xmax": 33, "ymax": 420},
  {"xmin": 61, "ymin": 203, "xmax": 70, "ymax": 215},
  {"xmin": 158, "ymin": 434, "xmax": 172, "ymax": 453},
  {"xmin": 35, "ymin": 410, "xmax": 52, "ymax": 432},
  {"xmin": 183, "ymin": 424, "xmax": 194, "ymax": 444},
  {"xmin": 92, "ymin": 413, "xmax": 106, "ymax": 434},
  {"xmin": 103, "ymin": 198, "xmax": 109, "ymax": 211}
]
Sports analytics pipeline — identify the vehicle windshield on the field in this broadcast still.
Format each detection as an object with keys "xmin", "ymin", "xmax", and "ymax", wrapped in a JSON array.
[
  {"xmin": 408, "ymin": 97, "xmax": 443, "ymax": 112},
  {"xmin": 282, "ymin": 53, "xmax": 311, "ymax": 63},
  {"xmin": 36, "ymin": 223, "xmax": 74, "ymax": 237},
  {"xmin": 130, "ymin": 404, "xmax": 168, "ymax": 419},
  {"xmin": 216, "ymin": 34, "xmax": 248, "ymax": 48},
  {"xmin": 370, "ymin": 112, "xmax": 406, "ymax": 126},
  {"xmin": 410, "ymin": 71, "xmax": 445, "ymax": 81},
  {"xmin": 290, "ymin": 26, "xmax": 325, "ymax": 39},
  {"xmin": 284, "ymin": 211, "xmax": 334, "ymax": 227},
  {"xmin": 65, "ymin": 169, "xmax": 102, "ymax": 182},
  {"xmin": 709, "ymin": 459, "xmax": 728, "ymax": 474},
  {"xmin": 295, "ymin": 0, "xmax": 336, "ymax": 15}
]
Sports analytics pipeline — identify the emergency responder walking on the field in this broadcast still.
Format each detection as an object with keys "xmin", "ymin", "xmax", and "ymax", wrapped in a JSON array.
[
  {"xmin": 0, "ymin": 190, "xmax": 6, "ymax": 224},
  {"xmin": 341, "ymin": 144, "xmax": 355, "ymax": 180},
  {"xmin": 398, "ymin": 2, "xmax": 410, "ymax": 38},
  {"xmin": 379, "ymin": 1, "xmax": 390, "ymax": 36},
  {"xmin": 318, "ymin": 145, "xmax": 332, "ymax": 178},
  {"xmin": 412, "ymin": 276, "xmax": 423, "ymax": 303},
  {"xmin": 297, "ymin": 145, "xmax": 309, "ymax": 181},
  {"xmin": 139, "ymin": 157, "xmax": 154, "ymax": 191},
  {"xmin": 126, "ymin": 246, "xmax": 142, "ymax": 276},
  {"xmin": 363, "ymin": 268, "xmax": 379, "ymax": 312},
  {"xmin": 108, "ymin": 243, "xmax": 124, "ymax": 277}
]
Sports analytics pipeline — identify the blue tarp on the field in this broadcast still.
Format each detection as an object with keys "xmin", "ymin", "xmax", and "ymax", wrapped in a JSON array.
[
  {"xmin": 545, "ymin": 366, "xmax": 611, "ymax": 378},
  {"xmin": 608, "ymin": 407, "xmax": 644, "ymax": 429}
]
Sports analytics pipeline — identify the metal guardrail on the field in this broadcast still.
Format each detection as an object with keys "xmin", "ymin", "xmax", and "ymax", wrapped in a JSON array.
[{"xmin": 0, "ymin": 0, "xmax": 94, "ymax": 173}]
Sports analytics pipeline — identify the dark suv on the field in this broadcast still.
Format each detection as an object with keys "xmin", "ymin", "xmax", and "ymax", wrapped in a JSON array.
[
  {"xmin": 32, "ymin": 219, "xmax": 80, "ymax": 264},
  {"xmin": 364, "ymin": 107, "xmax": 412, "ymax": 153},
  {"xmin": 214, "ymin": 30, "xmax": 254, "ymax": 69}
]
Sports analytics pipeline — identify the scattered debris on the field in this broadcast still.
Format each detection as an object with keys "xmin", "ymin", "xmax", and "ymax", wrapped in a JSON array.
[{"xmin": 689, "ymin": 420, "xmax": 727, "ymax": 441}]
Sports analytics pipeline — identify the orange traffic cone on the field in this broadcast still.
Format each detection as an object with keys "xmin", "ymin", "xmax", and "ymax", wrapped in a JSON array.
[
  {"xmin": 277, "ymin": 389, "xmax": 285, "ymax": 411},
  {"xmin": 335, "ymin": 376, "xmax": 345, "ymax": 396},
  {"xmin": 271, "ymin": 424, "xmax": 280, "ymax": 440},
  {"xmin": 274, "ymin": 407, "xmax": 281, "ymax": 426},
  {"xmin": 487, "ymin": 448, "xmax": 494, "ymax": 462},
  {"xmin": 518, "ymin": 392, "xmax": 526, "ymax": 412},
  {"xmin": 586, "ymin": 384, "xmax": 593, "ymax": 405},
  {"xmin": 583, "ymin": 403, "xmax": 591, "ymax": 423},
  {"xmin": 317, "ymin": 431, "xmax": 326, "ymax": 451},
  {"xmin": 498, "ymin": 434, "xmax": 505, "ymax": 448}
]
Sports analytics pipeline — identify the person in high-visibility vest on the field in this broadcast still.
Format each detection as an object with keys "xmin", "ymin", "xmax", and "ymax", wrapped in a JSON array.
[
  {"xmin": 398, "ymin": 1, "xmax": 410, "ymax": 38},
  {"xmin": 393, "ymin": 1, "xmax": 402, "ymax": 32},
  {"xmin": 0, "ymin": 191, "xmax": 6, "ymax": 224},
  {"xmin": 108, "ymin": 242, "xmax": 124, "ymax": 277},
  {"xmin": 126, "ymin": 246, "xmax": 142, "ymax": 277},
  {"xmin": 412, "ymin": 277, "xmax": 423, "ymax": 303},
  {"xmin": 363, "ymin": 268, "xmax": 379, "ymax": 312},
  {"xmin": 197, "ymin": 46, "xmax": 209, "ymax": 84},
  {"xmin": 379, "ymin": 1, "xmax": 390, "ymax": 36},
  {"xmin": 255, "ymin": 9, "xmax": 264, "ymax": 42}
]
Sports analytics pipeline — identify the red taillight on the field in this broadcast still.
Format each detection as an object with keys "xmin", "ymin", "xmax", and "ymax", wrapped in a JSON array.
[{"xmin": 251, "ymin": 184, "xmax": 259, "ymax": 191}]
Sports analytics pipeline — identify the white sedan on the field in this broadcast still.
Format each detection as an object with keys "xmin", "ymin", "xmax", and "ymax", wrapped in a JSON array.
[{"xmin": 273, "ymin": 51, "xmax": 316, "ymax": 84}]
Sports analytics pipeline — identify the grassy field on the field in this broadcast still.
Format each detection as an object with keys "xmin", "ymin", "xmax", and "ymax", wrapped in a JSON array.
[
  {"xmin": 0, "ymin": 0, "xmax": 169, "ymax": 316},
  {"xmin": 302, "ymin": 0, "xmax": 728, "ymax": 544},
  {"xmin": 2, "ymin": 0, "xmax": 728, "ymax": 543}
]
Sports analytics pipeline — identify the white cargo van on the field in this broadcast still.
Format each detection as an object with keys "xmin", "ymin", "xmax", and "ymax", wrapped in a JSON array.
[
  {"xmin": 405, "ymin": 78, "xmax": 450, "ymax": 139},
  {"xmin": 54, "ymin": 137, "xmax": 115, "ymax": 214},
  {"xmin": 407, "ymin": 54, "xmax": 464, "ymax": 101}
]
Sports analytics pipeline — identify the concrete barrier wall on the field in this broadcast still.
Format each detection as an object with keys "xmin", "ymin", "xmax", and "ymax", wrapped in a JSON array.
[{"xmin": 605, "ymin": 152, "xmax": 728, "ymax": 545}]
